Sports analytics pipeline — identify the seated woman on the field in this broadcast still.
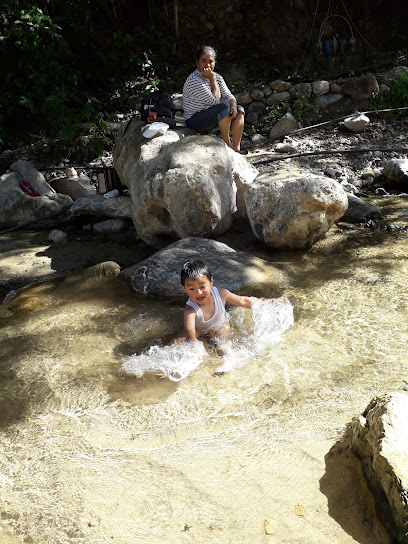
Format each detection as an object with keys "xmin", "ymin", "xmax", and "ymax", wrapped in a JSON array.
[{"xmin": 182, "ymin": 45, "xmax": 245, "ymax": 153}]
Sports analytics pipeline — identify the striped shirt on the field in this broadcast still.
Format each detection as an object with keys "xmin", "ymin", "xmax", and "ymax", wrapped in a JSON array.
[{"xmin": 182, "ymin": 69, "xmax": 234, "ymax": 120}]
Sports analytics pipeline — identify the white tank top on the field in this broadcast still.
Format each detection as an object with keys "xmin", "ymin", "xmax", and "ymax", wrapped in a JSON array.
[{"xmin": 186, "ymin": 286, "xmax": 228, "ymax": 333}]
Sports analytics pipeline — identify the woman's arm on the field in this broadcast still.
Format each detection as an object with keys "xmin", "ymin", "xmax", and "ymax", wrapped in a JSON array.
[{"xmin": 202, "ymin": 67, "xmax": 220, "ymax": 100}]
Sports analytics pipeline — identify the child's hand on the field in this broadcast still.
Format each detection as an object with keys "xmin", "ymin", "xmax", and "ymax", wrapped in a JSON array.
[{"xmin": 266, "ymin": 296, "xmax": 289, "ymax": 304}]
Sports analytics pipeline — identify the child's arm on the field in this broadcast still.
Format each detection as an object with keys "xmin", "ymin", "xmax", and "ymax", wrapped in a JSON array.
[
  {"xmin": 220, "ymin": 289, "xmax": 287, "ymax": 308},
  {"xmin": 184, "ymin": 306, "xmax": 200, "ymax": 342}
]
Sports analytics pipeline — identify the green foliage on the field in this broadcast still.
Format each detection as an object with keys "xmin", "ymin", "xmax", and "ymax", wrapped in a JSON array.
[
  {"xmin": 227, "ymin": 79, "xmax": 246, "ymax": 94},
  {"xmin": 370, "ymin": 71, "xmax": 408, "ymax": 115},
  {"xmin": 0, "ymin": 1, "xmax": 149, "ymax": 148},
  {"xmin": 292, "ymin": 96, "xmax": 319, "ymax": 124},
  {"xmin": 262, "ymin": 103, "xmax": 289, "ymax": 126}
]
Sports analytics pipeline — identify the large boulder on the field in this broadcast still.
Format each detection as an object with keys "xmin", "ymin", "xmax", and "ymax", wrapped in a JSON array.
[
  {"xmin": 70, "ymin": 194, "xmax": 132, "ymax": 218},
  {"xmin": 0, "ymin": 162, "xmax": 73, "ymax": 229},
  {"xmin": 268, "ymin": 113, "xmax": 300, "ymax": 140},
  {"xmin": 113, "ymin": 118, "xmax": 258, "ymax": 247},
  {"xmin": 342, "ymin": 75, "xmax": 379, "ymax": 104},
  {"xmin": 244, "ymin": 170, "xmax": 348, "ymax": 249},
  {"xmin": 121, "ymin": 237, "xmax": 287, "ymax": 297},
  {"xmin": 49, "ymin": 176, "xmax": 96, "ymax": 200},
  {"xmin": 348, "ymin": 393, "xmax": 408, "ymax": 543},
  {"xmin": 382, "ymin": 158, "xmax": 408, "ymax": 186}
]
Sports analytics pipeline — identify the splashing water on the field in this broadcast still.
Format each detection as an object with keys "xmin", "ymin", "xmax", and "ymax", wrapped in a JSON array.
[
  {"xmin": 120, "ymin": 341, "xmax": 207, "ymax": 381},
  {"xmin": 120, "ymin": 298, "xmax": 294, "ymax": 380},
  {"xmin": 216, "ymin": 298, "xmax": 294, "ymax": 373}
]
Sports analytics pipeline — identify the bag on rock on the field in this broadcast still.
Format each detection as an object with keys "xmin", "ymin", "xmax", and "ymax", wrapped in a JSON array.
[{"xmin": 140, "ymin": 91, "xmax": 175, "ymax": 126}]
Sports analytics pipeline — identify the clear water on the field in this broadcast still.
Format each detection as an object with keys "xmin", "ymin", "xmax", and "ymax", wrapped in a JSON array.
[{"xmin": 1, "ymin": 197, "xmax": 407, "ymax": 543}]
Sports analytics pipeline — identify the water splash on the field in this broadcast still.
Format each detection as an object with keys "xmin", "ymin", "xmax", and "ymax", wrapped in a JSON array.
[
  {"xmin": 120, "ymin": 341, "xmax": 207, "ymax": 381},
  {"xmin": 215, "ymin": 298, "xmax": 294, "ymax": 373},
  {"xmin": 120, "ymin": 298, "xmax": 294, "ymax": 380}
]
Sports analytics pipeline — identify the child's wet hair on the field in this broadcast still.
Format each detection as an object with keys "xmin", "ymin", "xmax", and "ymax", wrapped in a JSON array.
[{"xmin": 181, "ymin": 260, "xmax": 212, "ymax": 285}]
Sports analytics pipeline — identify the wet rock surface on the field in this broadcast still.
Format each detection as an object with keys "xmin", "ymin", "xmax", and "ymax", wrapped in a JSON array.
[{"xmin": 348, "ymin": 393, "xmax": 408, "ymax": 543}]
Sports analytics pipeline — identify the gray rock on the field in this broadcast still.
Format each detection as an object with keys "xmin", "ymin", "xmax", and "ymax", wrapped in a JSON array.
[
  {"xmin": 245, "ymin": 112, "xmax": 260, "ymax": 125},
  {"xmin": 121, "ymin": 237, "xmax": 286, "ymax": 297},
  {"xmin": 0, "ymin": 170, "xmax": 73, "ymax": 229},
  {"xmin": 344, "ymin": 114, "xmax": 370, "ymax": 132},
  {"xmin": 262, "ymin": 86, "xmax": 273, "ymax": 98},
  {"xmin": 342, "ymin": 75, "xmax": 379, "ymax": 103},
  {"xmin": 266, "ymin": 91, "xmax": 291, "ymax": 106},
  {"xmin": 329, "ymin": 82, "xmax": 342, "ymax": 93},
  {"xmin": 10, "ymin": 160, "xmax": 57, "ymax": 196},
  {"xmin": 381, "ymin": 66, "xmax": 408, "ymax": 85},
  {"xmin": 93, "ymin": 219, "xmax": 128, "ymax": 233},
  {"xmin": 347, "ymin": 392, "xmax": 408, "ymax": 544},
  {"xmin": 382, "ymin": 158, "xmax": 408, "ymax": 185},
  {"xmin": 251, "ymin": 89, "xmax": 264, "ymax": 101},
  {"xmin": 70, "ymin": 194, "xmax": 132, "ymax": 218},
  {"xmin": 113, "ymin": 119, "xmax": 257, "ymax": 247},
  {"xmin": 269, "ymin": 113, "xmax": 300, "ymax": 140},
  {"xmin": 49, "ymin": 177, "xmax": 97, "ymax": 200},
  {"xmin": 315, "ymin": 93, "xmax": 344, "ymax": 109},
  {"xmin": 247, "ymin": 101, "xmax": 267, "ymax": 114},
  {"xmin": 48, "ymin": 229, "xmax": 67, "ymax": 243},
  {"xmin": 244, "ymin": 171, "xmax": 348, "ymax": 249},
  {"xmin": 339, "ymin": 194, "xmax": 381, "ymax": 223},
  {"xmin": 311, "ymin": 80, "xmax": 329, "ymax": 97},
  {"xmin": 275, "ymin": 143, "xmax": 297, "ymax": 154},
  {"xmin": 251, "ymin": 134, "xmax": 267, "ymax": 144},
  {"xmin": 270, "ymin": 80, "xmax": 291, "ymax": 92},
  {"xmin": 291, "ymin": 83, "xmax": 312, "ymax": 100},
  {"xmin": 236, "ymin": 91, "xmax": 253, "ymax": 106},
  {"xmin": 379, "ymin": 84, "xmax": 391, "ymax": 95}
]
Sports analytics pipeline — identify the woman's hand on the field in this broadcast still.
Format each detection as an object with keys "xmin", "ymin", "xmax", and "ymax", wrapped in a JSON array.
[
  {"xmin": 228, "ymin": 101, "xmax": 238, "ymax": 117},
  {"xmin": 201, "ymin": 66, "xmax": 215, "ymax": 80}
]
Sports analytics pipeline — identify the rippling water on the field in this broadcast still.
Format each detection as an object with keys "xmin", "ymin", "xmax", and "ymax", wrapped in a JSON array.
[{"xmin": 1, "ymin": 198, "xmax": 407, "ymax": 543}]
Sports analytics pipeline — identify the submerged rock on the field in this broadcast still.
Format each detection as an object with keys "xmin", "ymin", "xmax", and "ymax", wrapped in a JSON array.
[
  {"xmin": 348, "ymin": 392, "xmax": 408, "ymax": 543},
  {"xmin": 340, "ymin": 195, "xmax": 382, "ymax": 223},
  {"xmin": 121, "ymin": 237, "xmax": 287, "ymax": 297}
]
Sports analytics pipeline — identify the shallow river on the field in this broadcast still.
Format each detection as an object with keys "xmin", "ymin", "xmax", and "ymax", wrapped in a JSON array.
[{"xmin": 0, "ymin": 197, "xmax": 407, "ymax": 544}]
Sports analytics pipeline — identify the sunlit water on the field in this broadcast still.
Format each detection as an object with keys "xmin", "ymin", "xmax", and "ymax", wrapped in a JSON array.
[{"xmin": 1, "ymin": 197, "xmax": 408, "ymax": 543}]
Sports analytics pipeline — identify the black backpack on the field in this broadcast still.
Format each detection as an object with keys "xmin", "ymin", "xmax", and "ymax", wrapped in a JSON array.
[{"xmin": 140, "ymin": 90, "xmax": 175, "ymax": 124}]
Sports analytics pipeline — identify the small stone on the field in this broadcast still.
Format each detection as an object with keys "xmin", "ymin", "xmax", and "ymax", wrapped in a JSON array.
[
  {"xmin": 270, "ymin": 79, "xmax": 291, "ymax": 92},
  {"xmin": 48, "ymin": 229, "xmax": 67, "ymax": 243},
  {"xmin": 251, "ymin": 134, "xmax": 267, "ymax": 144},
  {"xmin": 344, "ymin": 114, "xmax": 370, "ymax": 133},
  {"xmin": 264, "ymin": 518, "xmax": 276, "ymax": 535},
  {"xmin": 251, "ymin": 89, "xmax": 264, "ymax": 101},
  {"xmin": 294, "ymin": 504, "xmax": 305, "ymax": 517},
  {"xmin": 275, "ymin": 142, "xmax": 297, "ymax": 154}
]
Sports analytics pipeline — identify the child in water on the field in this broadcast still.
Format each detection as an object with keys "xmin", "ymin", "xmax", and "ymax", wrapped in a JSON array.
[{"xmin": 170, "ymin": 259, "xmax": 287, "ymax": 355}]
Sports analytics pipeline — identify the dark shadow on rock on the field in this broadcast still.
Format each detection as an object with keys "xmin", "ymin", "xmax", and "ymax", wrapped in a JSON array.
[{"xmin": 320, "ymin": 438, "xmax": 390, "ymax": 544}]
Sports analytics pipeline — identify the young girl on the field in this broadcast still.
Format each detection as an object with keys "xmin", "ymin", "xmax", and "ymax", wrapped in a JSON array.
[{"xmin": 171, "ymin": 260, "xmax": 287, "ymax": 353}]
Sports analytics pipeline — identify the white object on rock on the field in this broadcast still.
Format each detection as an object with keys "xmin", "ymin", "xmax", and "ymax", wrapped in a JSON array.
[
  {"xmin": 142, "ymin": 122, "xmax": 170, "ymax": 138},
  {"xmin": 48, "ymin": 229, "xmax": 67, "ymax": 243},
  {"xmin": 104, "ymin": 189, "xmax": 120, "ymax": 199}
]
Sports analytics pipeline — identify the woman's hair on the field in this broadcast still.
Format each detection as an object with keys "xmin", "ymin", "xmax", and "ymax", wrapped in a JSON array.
[
  {"xmin": 181, "ymin": 260, "xmax": 212, "ymax": 285},
  {"xmin": 195, "ymin": 45, "xmax": 217, "ymax": 61}
]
